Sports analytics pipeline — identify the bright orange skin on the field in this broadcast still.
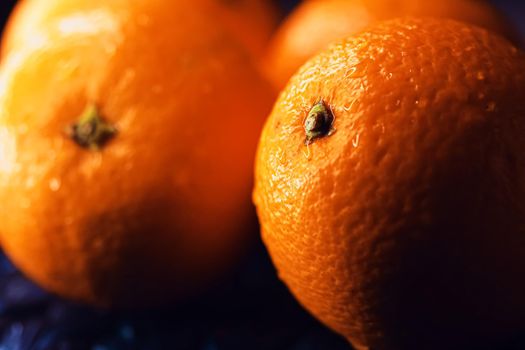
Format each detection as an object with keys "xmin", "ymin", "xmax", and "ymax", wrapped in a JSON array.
[
  {"xmin": 1, "ymin": 0, "xmax": 278, "ymax": 59},
  {"xmin": 214, "ymin": 0, "xmax": 279, "ymax": 57},
  {"xmin": 0, "ymin": 0, "xmax": 274, "ymax": 307},
  {"xmin": 265, "ymin": 0, "xmax": 521, "ymax": 89},
  {"xmin": 255, "ymin": 18, "xmax": 525, "ymax": 350}
]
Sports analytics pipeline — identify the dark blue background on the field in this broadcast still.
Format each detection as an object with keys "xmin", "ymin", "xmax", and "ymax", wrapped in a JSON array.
[{"xmin": 0, "ymin": 1, "xmax": 523, "ymax": 350}]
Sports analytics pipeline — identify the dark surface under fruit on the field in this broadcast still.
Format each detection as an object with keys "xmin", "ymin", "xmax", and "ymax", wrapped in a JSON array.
[
  {"xmin": 1, "ymin": 1, "xmax": 525, "ymax": 349},
  {"xmin": 0, "ymin": 239, "xmax": 351, "ymax": 350},
  {"xmin": 2, "ymin": 237, "xmax": 525, "ymax": 350}
]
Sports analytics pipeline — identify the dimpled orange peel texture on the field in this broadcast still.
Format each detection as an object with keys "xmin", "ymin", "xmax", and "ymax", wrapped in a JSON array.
[
  {"xmin": 265, "ymin": 0, "xmax": 521, "ymax": 89},
  {"xmin": 254, "ymin": 17, "xmax": 525, "ymax": 350}
]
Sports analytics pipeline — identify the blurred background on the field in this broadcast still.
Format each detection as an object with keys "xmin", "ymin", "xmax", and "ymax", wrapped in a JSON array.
[{"xmin": 0, "ymin": 1, "xmax": 523, "ymax": 350}]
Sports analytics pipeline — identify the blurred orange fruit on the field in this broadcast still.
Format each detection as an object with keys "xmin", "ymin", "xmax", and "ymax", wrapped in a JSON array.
[
  {"xmin": 265, "ymin": 0, "xmax": 521, "ymax": 89},
  {"xmin": 1, "ymin": 0, "xmax": 278, "ymax": 59},
  {"xmin": 0, "ymin": 0, "xmax": 274, "ymax": 306},
  {"xmin": 213, "ymin": 0, "xmax": 279, "ymax": 57},
  {"xmin": 255, "ymin": 18, "xmax": 525, "ymax": 350}
]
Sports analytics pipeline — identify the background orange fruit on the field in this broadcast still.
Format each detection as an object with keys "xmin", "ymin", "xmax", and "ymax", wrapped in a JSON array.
[
  {"xmin": 1, "ymin": 0, "xmax": 279, "ymax": 59},
  {"xmin": 0, "ymin": 0, "xmax": 274, "ymax": 307},
  {"xmin": 213, "ymin": 0, "xmax": 280, "ymax": 57},
  {"xmin": 265, "ymin": 0, "xmax": 522, "ymax": 89},
  {"xmin": 254, "ymin": 17, "xmax": 525, "ymax": 350}
]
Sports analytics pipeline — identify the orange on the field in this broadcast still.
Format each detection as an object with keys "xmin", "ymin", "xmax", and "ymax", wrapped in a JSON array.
[
  {"xmin": 0, "ymin": 0, "xmax": 274, "ymax": 307},
  {"xmin": 254, "ymin": 18, "xmax": 525, "ymax": 350},
  {"xmin": 1, "ymin": 0, "xmax": 278, "ymax": 59},
  {"xmin": 265, "ymin": 0, "xmax": 522, "ymax": 89},
  {"xmin": 213, "ymin": 0, "xmax": 279, "ymax": 57}
]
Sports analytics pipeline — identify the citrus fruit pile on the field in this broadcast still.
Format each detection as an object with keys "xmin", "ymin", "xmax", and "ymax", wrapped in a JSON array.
[{"xmin": 1, "ymin": 0, "xmax": 525, "ymax": 349}]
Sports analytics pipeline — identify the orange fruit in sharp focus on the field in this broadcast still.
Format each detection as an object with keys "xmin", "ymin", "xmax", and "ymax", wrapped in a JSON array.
[
  {"xmin": 1, "ymin": 0, "xmax": 278, "ymax": 59},
  {"xmin": 265, "ymin": 0, "xmax": 522, "ymax": 89},
  {"xmin": 0, "ymin": 0, "xmax": 274, "ymax": 307},
  {"xmin": 254, "ymin": 18, "xmax": 525, "ymax": 350}
]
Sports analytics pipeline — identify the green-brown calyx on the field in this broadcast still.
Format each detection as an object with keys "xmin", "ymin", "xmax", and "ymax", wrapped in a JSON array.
[
  {"xmin": 67, "ymin": 104, "xmax": 117, "ymax": 151},
  {"xmin": 304, "ymin": 100, "xmax": 335, "ymax": 145}
]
